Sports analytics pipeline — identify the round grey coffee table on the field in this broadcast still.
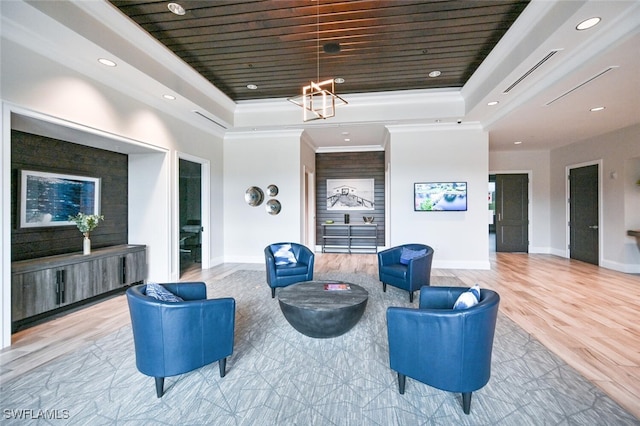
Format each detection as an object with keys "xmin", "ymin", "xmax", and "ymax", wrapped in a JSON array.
[{"xmin": 278, "ymin": 281, "xmax": 368, "ymax": 338}]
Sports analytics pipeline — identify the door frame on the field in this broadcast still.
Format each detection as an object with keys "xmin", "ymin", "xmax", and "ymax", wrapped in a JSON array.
[
  {"xmin": 174, "ymin": 152, "xmax": 211, "ymax": 279},
  {"xmin": 489, "ymin": 170, "xmax": 533, "ymax": 253},
  {"xmin": 565, "ymin": 160, "xmax": 602, "ymax": 262},
  {"xmin": 304, "ymin": 166, "xmax": 315, "ymax": 248}
]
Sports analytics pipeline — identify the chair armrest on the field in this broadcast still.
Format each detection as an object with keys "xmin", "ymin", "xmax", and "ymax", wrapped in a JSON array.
[
  {"xmin": 264, "ymin": 246, "xmax": 275, "ymax": 262},
  {"xmin": 407, "ymin": 255, "xmax": 427, "ymax": 282},
  {"xmin": 378, "ymin": 246, "xmax": 401, "ymax": 266},
  {"xmin": 264, "ymin": 246, "xmax": 277, "ymax": 284},
  {"xmin": 296, "ymin": 245, "xmax": 314, "ymax": 265}
]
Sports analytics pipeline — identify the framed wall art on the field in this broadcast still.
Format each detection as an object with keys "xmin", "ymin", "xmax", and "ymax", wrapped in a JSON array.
[
  {"xmin": 326, "ymin": 178, "xmax": 374, "ymax": 211},
  {"xmin": 19, "ymin": 170, "xmax": 101, "ymax": 228}
]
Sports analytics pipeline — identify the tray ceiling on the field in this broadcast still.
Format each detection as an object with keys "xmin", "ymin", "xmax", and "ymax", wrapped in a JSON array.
[{"xmin": 108, "ymin": 0, "xmax": 529, "ymax": 102}]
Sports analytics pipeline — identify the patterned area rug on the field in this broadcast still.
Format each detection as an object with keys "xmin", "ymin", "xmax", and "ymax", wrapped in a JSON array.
[{"xmin": 1, "ymin": 271, "xmax": 637, "ymax": 425}]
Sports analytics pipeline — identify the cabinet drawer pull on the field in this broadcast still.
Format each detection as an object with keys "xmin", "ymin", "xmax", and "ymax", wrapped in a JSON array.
[
  {"xmin": 56, "ymin": 270, "xmax": 66, "ymax": 304},
  {"xmin": 121, "ymin": 257, "xmax": 127, "ymax": 284}
]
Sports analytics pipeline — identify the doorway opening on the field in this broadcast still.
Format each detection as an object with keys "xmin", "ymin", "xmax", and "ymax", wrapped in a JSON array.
[
  {"xmin": 488, "ymin": 176, "xmax": 496, "ymax": 252},
  {"xmin": 179, "ymin": 158, "xmax": 202, "ymax": 276}
]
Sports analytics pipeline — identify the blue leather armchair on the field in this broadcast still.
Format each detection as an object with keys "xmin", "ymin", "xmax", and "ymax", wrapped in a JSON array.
[
  {"xmin": 265, "ymin": 242, "xmax": 315, "ymax": 298},
  {"xmin": 126, "ymin": 282, "xmax": 235, "ymax": 397},
  {"xmin": 378, "ymin": 244, "xmax": 434, "ymax": 302},
  {"xmin": 387, "ymin": 286, "xmax": 500, "ymax": 414}
]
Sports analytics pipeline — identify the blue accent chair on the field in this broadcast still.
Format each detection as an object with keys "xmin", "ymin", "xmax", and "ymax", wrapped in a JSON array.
[
  {"xmin": 126, "ymin": 282, "xmax": 235, "ymax": 397},
  {"xmin": 387, "ymin": 286, "xmax": 500, "ymax": 414},
  {"xmin": 265, "ymin": 242, "xmax": 315, "ymax": 298},
  {"xmin": 378, "ymin": 244, "xmax": 434, "ymax": 302}
]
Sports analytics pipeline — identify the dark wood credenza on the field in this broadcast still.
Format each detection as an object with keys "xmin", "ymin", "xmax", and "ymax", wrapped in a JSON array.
[{"xmin": 11, "ymin": 244, "xmax": 146, "ymax": 330}]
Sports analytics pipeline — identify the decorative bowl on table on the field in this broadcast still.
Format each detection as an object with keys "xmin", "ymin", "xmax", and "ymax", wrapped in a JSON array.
[
  {"xmin": 363, "ymin": 216, "xmax": 374, "ymax": 223},
  {"xmin": 325, "ymin": 220, "xmax": 334, "ymax": 224}
]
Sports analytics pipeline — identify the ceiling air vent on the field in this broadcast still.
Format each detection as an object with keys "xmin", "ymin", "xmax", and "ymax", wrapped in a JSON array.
[
  {"xmin": 193, "ymin": 111, "xmax": 228, "ymax": 129},
  {"xmin": 503, "ymin": 49, "xmax": 562, "ymax": 94},
  {"xmin": 545, "ymin": 66, "xmax": 618, "ymax": 106}
]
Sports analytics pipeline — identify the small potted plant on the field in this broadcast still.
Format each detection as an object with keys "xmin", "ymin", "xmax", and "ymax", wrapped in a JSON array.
[{"xmin": 68, "ymin": 212, "xmax": 104, "ymax": 255}]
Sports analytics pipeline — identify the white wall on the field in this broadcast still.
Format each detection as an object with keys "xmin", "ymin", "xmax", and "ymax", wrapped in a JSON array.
[
  {"xmin": 550, "ymin": 123, "xmax": 640, "ymax": 273},
  {"xmin": 386, "ymin": 124, "xmax": 490, "ymax": 269},
  {"xmin": 223, "ymin": 130, "xmax": 305, "ymax": 263},
  {"xmin": 489, "ymin": 150, "xmax": 551, "ymax": 253}
]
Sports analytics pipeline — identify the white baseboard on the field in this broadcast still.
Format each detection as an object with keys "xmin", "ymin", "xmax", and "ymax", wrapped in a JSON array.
[
  {"xmin": 529, "ymin": 246, "xmax": 552, "ymax": 254},
  {"xmin": 549, "ymin": 248, "xmax": 567, "ymax": 258},
  {"xmin": 600, "ymin": 259, "xmax": 640, "ymax": 274}
]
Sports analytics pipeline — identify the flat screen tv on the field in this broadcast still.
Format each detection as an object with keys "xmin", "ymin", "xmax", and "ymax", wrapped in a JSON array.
[{"xmin": 414, "ymin": 182, "xmax": 467, "ymax": 211}]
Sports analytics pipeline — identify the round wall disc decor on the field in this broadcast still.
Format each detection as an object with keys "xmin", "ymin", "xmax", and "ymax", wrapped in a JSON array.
[
  {"xmin": 266, "ymin": 199, "xmax": 281, "ymax": 215},
  {"xmin": 245, "ymin": 186, "xmax": 264, "ymax": 206},
  {"xmin": 267, "ymin": 184, "xmax": 279, "ymax": 197}
]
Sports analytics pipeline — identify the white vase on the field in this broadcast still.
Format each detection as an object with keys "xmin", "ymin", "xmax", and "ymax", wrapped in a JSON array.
[{"xmin": 83, "ymin": 235, "xmax": 91, "ymax": 255}]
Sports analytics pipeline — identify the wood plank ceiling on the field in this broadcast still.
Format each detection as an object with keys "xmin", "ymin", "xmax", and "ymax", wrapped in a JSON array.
[{"xmin": 108, "ymin": 0, "xmax": 529, "ymax": 102}]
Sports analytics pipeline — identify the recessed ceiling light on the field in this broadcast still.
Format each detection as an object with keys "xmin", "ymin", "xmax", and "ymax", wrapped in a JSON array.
[
  {"xmin": 576, "ymin": 17, "xmax": 601, "ymax": 31},
  {"xmin": 514, "ymin": 141, "xmax": 523, "ymax": 145},
  {"xmin": 341, "ymin": 131, "xmax": 350, "ymax": 136},
  {"xmin": 334, "ymin": 77, "xmax": 345, "ymax": 84},
  {"xmin": 247, "ymin": 84, "xmax": 258, "ymax": 90},
  {"xmin": 344, "ymin": 138, "xmax": 351, "ymax": 142},
  {"xmin": 98, "ymin": 58, "xmax": 117, "ymax": 67},
  {"xmin": 167, "ymin": 2, "xmax": 186, "ymax": 16},
  {"xmin": 163, "ymin": 94, "xmax": 176, "ymax": 100},
  {"xmin": 487, "ymin": 101, "xmax": 499, "ymax": 106},
  {"xmin": 428, "ymin": 71, "xmax": 441, "ymax": 78},
  {"xmin": 590, "ymin": 106, "xmax": 605, "ymax": 112}
]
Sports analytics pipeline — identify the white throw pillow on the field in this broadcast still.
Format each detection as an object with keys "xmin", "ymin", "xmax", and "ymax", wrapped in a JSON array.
[
  {"xmin": 273, "ymin": 244, "xmax": 297, "ymax": 265},
  {"xmin": 453, "ymin": 284, "xmax": 480, "ymax": 310}
]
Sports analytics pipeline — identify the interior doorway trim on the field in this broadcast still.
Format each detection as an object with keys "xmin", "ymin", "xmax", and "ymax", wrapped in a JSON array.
[
  {"xmin": 303, "ymin": 166, "xmax": 315, "ymax": 248},
  {"xmin": 565, "ymin": 160, "xmax": 602, "ymax": 262},
  {"xmin": 174, "ymin": 152, "xmax": 211, "ymax": 280}
]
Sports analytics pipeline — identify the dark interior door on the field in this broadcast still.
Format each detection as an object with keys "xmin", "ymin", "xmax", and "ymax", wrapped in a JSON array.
[
  {"xmin": 570, "ymin": 164, "xmax": 599, "ymax": 265},
  {"xmin": 495, "ymin": 174, "xmax": 528, "ymax": 252}
]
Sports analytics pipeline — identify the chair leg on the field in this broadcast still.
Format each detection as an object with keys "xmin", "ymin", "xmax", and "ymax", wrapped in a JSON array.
[
  {"xmin": 398, "ymin": 373, "xmax": 406, "ymax": 394},
  {"xmin": 219, "ymin": 357, "xmax": 227, "ymax": 377},
  {"xmin": 382, "ymin": 282, "xmax": 387, "ymax": 292},
  {"xmin": 155, "ymin": 377, "xmax": 164, "ymax": 398},
  {"xmin": 271, "ymin": 287, "xmax": 276, "ymax": 298},
  {"xmin": 462, "ymin": 392, "xmax": 472, "ymax": 414},
  {"xmin": 409, "ymin": 291, "xmax": 414, "ymax": 303}
]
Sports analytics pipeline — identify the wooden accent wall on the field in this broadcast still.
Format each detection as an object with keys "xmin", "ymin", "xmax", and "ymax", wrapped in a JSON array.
[
  {"xmin": 11, "ymin": 130, "xmax": 129, "ymax": 261},
  {"xmin": 315, "ymin": 151, "xmax": 385, "ymax": 246}
]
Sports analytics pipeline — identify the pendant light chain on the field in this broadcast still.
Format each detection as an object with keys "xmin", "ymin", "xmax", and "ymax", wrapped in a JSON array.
[
  {"xmin": 286, "ymin": 0, "xmax": 347, "ymax": 121},
  {"xmin": 316, "ymin": 0, "xmax": 320, "ymax": 83}
]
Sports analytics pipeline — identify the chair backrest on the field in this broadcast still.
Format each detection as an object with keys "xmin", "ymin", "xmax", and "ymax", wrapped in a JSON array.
[
  {"xmin": 126, "ymin": 283, "xmax": 235, "ymax": 378},
  {"xmin": 388, "ymin": 286, "xmax": 500, "ymax": 393},
  {"xmin": 267, "ymin": 242, "xmax": 311, "ymax": 258}
]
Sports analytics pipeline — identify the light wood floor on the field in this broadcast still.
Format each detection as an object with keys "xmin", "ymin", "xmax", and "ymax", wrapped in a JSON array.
[{"xmin": 1, "ymin": 253, "xmax": 639, "ymax": 419}]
